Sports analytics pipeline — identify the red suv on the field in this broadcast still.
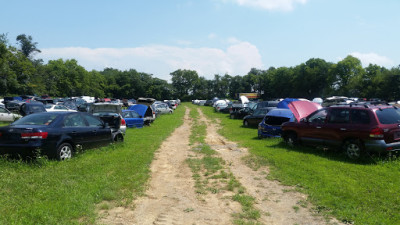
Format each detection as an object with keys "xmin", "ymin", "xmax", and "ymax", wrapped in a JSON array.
[{"xmin": 281, "ymin": 104, "xmax": 400, "ymax": 159}]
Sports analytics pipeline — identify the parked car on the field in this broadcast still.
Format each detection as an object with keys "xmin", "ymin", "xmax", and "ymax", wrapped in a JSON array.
[
  {"xmin": 89, "ymin": 103, "xmax": 126, "ymax": 141},
  {"xmin": 230, "ymin": 107, "xmax": 252, "ymax": 119},
  {"xmin": 128, "ymin": 104, "xmax": 155, "ymax": 125},
  {"xmin": 0, "ymin": 112, "xmax": 113, "ymax": 160},
  {"xmin": 204, "ymin": 100, "xmax": 213, "ymax": 106},
  {"xmin": 5, "ymin": 100, "xmax": 25, "ymax": 113},
  {"xmin": 121, "ymin": 110, "xmax": 144, "ymax": 128},
  {"xmin": 258, "ymin": 101, "xmax": 321, "ymax": 138},
  {"xmin": 282, "ymin": 103, "xmax": 400, "ymax": 159},
  {"xmin": 20, "ymin": 102, "xmax": 47, "ymax": 116},
  {"xmin": 252, "ymin": 101, "xmax": 279, "ymax": 111},
  {"xmin": 258, "ymin": 109, "xmax": 294, "ymax": 138},
  {"xmin": 154, "ymin": 103, "xmax": 173, "ymax": 115},
  {"xmin": 0, "ymin": 106, "xmax": 21, "ymax": 122},
  {"xmin": 243, "ymin": 107, "xmax": 275, "ymax": 127},
  {"xmin": 45, "ymin": 104, "xmax": 77, "ymax": 112}
]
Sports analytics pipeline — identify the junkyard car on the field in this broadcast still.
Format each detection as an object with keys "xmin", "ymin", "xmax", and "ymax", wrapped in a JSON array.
[
  {"xmin": 282, "ymin": 103, "xmax": 400, "ymax": 159},
  {"xmin": 45, "ymin": 104, "xmax": 77, "ymax": 112},
  {"xmin": 243, "ymin": 107, "xmax": 275, "ymax": 127},
  {"xmin": 20, "ymin": 102, "xmax": 47, "ymax": 116},
  {"xmin": 0, "ymin": 107, "xmax": 21, "ymax": 122},
  {"xmin": 258, "ymin": 101, "xmax": 321, "ymax": 138},
  {"xmin": 89, "ymin": 103, "xmax": 126, "ymax": 141},
  {"xmin": 0, "ymin": 112, "xmax": 113, "ymax": 160},
  {"xmin": 154, "ymin": 103, "xmax": 173, "ymax": 115},
  {"xmin": 121, "ymin": 110, "xmax": 144, "ymax": 128}
]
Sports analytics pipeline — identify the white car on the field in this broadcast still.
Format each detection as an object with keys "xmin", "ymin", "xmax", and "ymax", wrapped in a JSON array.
[
  {"xmin": 45, "ymin": 104, "xmax": 77, "ymax": 112},
  {"xmin": 0, "ymin": 107, "xmax": 21, "ymax": 122}
]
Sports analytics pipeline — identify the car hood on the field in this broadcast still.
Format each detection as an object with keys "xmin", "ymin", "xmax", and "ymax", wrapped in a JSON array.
[
  {"xmin": 128, "ymin": 104, "xmax": 148, "ymax": 117},
  {"xmin": 89, "ymin": 103, "xmax": 122, "ymax": 114},
  {"xmin": 288, "ymin": 101, "xmax": 322, "ymax": 121},
  {"xmin": 277, "ymin": 98, "xmax": 299, "ymax": 109},
  {"xmin": 136, "ymin": 97, "xmax": 156, "ymax": 106}
]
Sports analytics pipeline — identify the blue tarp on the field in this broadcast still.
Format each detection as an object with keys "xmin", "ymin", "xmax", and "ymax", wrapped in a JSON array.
[{"xmin": 277, "ymin": 98, "xmax": 299, "ymax": 109}]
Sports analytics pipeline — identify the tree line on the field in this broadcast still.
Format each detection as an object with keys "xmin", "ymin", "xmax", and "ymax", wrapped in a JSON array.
[{"xmin": 1, "ymin": 34, "xmax": 399, "ymax": 101}]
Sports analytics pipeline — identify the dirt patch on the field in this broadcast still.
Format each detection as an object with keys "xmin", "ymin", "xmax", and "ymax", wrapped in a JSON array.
[{"xmin": 98, "ymin": 107, "xmax": 343, "ymax": 225}]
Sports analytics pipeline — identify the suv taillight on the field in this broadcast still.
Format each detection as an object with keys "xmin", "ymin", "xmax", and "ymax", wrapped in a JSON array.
[
  {"xmin": 21, "ymin": 132, "xmax": 48, "ymax": 139},
  {"xmin": 370, "ymin": 128, "xmax": 384, "ymax": 138},
  {"xmin": 121, "ymin": 118, "xmax": 126, "ymax": 126}
]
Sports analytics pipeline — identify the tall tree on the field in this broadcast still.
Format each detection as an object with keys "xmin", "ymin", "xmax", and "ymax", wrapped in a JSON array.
[
  {"xmin": 16, "ymin": 34, "xmax": 41, "ymax": 59},
  {"xmin": 170, "ymin": 69, "xmax": 199, "ymax": 101}
]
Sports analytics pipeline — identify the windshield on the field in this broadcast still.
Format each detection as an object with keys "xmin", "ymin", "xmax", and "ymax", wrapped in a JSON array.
[
  {"xmin": 12, "ymin": 113, "xmax": 58, "ymax": 126},
  {"xmin": 376, "ymin": 108, "xmax": 400, "ymax": 124}
]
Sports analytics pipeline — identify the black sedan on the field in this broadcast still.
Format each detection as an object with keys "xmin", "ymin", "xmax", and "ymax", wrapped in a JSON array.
[
  {"xmin": 243, "ymin": 107, "xmax": 275, "ymax": 127},
  {"xmin": 0, "ymin": 112, "xmax": 113, "ymax": 160}
]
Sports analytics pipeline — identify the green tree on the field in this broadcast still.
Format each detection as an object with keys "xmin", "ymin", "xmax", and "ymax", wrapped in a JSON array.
[
  {"xmin": 16, "ymin": 34, "xmax": 41, "ymax": 59},
  {"xmin": 170, "ymin": 69, "xmax": 199, "ymax": 101}
]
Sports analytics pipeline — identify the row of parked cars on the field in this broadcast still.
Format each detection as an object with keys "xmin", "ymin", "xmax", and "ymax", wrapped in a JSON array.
[
  {"xmin": 198, "ymin": 96, "xmax": 400, "ymax": 159},
  {"xmin": 0, "ymin": 96, "xmax": 180, "ymax": 160}
]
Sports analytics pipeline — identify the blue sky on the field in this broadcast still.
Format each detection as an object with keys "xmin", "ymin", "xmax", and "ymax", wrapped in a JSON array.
[{"xmin": 1, "ymin": 0, "xmax": 399, "ymax": 80}]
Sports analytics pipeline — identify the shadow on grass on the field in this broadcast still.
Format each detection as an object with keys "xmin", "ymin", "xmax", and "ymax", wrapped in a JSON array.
[{"xmin": 262, "ymin": 140, "xmax": 387, "ymax": 165}]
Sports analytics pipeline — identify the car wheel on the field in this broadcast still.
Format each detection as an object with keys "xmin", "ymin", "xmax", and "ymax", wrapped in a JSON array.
[
  {"xmin": 343, "ymin": 139, "xmax": 363, "ymax": 159},
  {"xmin": 284, "ymin": 133, "xmax": 298, "ymax": 147},
  {"xmin": 56, "ymin": 143, "xmax": 73, "ymax": 161},
  {"xmin": 230, "ymin": 114, "xmax": 235, "ymax": 119},
  {"xmin": 114, "ymin": 134, "xmax": 124, "ymax": 142},
  {"xmin": 243, "ymin": 120, "xmax": 249, "ymax": 127}
]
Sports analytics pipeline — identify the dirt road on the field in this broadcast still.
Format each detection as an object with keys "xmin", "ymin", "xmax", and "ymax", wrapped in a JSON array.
[{"xmin": 99, "ymin": 107, "xmax": 342, "ymax": 225}]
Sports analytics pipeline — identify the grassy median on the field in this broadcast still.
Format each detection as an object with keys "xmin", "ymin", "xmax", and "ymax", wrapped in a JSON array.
[
  {"xmin": 201, "ymin": 105, "xmax": 400, "ymax": 225},
  {"xmin": 0, "ymin": 106, "xmax": 185, "ymax": 224}
]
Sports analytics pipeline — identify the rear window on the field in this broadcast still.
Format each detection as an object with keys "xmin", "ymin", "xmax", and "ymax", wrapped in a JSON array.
[
  {"xmin": 13, "ymin": 113, "xmax": 58, "ymax": 125},
  {"xmin": 376, "ymin": 108, "xmax": 400, "ymax": 124}
]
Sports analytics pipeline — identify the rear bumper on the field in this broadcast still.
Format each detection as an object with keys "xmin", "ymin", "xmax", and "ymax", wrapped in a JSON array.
[
  {"xmin": 364, "ymin": 140, "xmax": 400, "ymax": 153},
  {"xmin": 258, "ymin": 126, "xmax": 282, "ymax": 138}
]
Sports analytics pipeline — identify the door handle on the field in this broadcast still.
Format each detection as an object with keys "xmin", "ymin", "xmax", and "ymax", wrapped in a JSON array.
[
  {"xmin": 340, "ymin": 128, "xmax": 347, "ymax": 131},
  {"xmin": 316, "ymin": 126, "xmax": 321, "ymax": 129}
]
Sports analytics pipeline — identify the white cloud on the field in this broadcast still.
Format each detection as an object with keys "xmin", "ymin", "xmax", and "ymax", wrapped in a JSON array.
[
  {"xmin": 221, "ymin": 0, "xmax": 308, "ymax": 11},
  {"xmin": 39, "ymin": 41, "xmax": 263, "ymax": 81},
  {"xmin": 350, "ymin": 52, "xmax": 394, "ymax": 67}
]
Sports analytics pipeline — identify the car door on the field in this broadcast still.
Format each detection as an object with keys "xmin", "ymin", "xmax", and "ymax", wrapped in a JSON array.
[
  {"xmin": 62, "ymin": 113, "xmax": 93, "ymax": 148},
  {"xmin": 322, "ymin": 108, "xmax": 351, "ymax": 147},
  {"xmin": 300, "ymin": 109, "xmax": 328, "ymax": 145},
  {"xmin": 82, "ymin": 113, "xmax": 112, "ymax": 147}
]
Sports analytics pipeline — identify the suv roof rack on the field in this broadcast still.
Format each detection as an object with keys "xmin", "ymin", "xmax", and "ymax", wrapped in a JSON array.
[{"xmin": 328, "ymin": 101, "xmax": 390, "ymax": 108}]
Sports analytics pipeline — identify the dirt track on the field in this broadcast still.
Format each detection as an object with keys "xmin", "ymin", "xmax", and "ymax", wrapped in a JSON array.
[{"xmin": 98, "ymin": 107, "xmax": 342, "ymax": 225}]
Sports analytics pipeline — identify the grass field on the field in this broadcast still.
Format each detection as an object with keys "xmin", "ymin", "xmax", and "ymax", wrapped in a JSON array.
[
  {"xmin": 0, "ymin": 106, "xmax": 185, "ymax": 224},
  {"xmin": 201, "ymin": 105, "xmax": 400, "ymax": 225}
]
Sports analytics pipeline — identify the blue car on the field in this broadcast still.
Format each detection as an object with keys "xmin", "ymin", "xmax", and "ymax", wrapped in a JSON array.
[
  {"xmin": 121, "ymin": 110, "xmax": 144, "ymax": 128},
  {"xmin": 258, "ymin": 108, "xmax": 295, "ymax": 138}
]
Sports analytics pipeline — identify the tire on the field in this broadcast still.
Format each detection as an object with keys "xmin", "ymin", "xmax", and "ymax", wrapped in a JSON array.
[
  {"xmin": 56, "ymin": 143, "xmax": 73, "ymax": 161},
  {"xmin": 114, "ymin": 134, "xmax": 124, "ymax": 142},
  {"xmin": 284, "ymin": 132, "xmax": 298, "ymax": 147},
  {"xmin": 230, "ymin": 114, "xmax": 235, "ymax": 119},
  {"xmin": 243, "ymin": 120, "xmax": 249, "ymax": 127},
  {"xmin": 343, "ymin": 139, "xmax": 363, "ymax": 159}
]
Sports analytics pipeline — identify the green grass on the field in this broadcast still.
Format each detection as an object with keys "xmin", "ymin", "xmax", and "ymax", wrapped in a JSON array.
[
  {"xmin": 201, "ymin": 105, "xmax": 400, "ymax": 225},
  {"xmin": 0, "ymin": 106, "xmax": 185, "ymax": 224}
]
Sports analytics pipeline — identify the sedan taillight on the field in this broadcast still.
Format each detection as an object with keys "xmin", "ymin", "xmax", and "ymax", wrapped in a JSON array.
[
  {"xmin": 21, "ymin": 132, "xmax": 48, "ymax": 139},
  {"xmin": 369, "ymin": 128, "xmax": 384, "ymax": 138},
  {"xmin": 121, "ymin": 118, "xmax": 126, "ymax": 126}
]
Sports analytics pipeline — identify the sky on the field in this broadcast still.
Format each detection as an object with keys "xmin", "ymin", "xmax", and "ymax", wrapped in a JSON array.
[{"xmin": 1, "ymin": 0, "xmax": 399, "ymax": 81}]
